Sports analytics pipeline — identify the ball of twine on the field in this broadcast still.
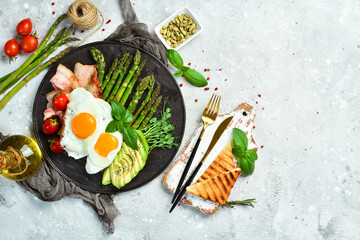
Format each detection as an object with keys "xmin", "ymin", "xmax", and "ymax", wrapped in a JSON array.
[
  {"xmin": 67, "ymin": 0, "xmax": 98, "ymax": 30},
  {"xmin": 66, "ymin": 0, "xmax": 104, "ymax": 46}
]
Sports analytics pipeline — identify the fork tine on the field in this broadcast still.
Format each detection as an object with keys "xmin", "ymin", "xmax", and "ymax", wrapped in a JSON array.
[
  {"xmin": 207, "ymin": 94, "xmax": 219, "ymax": 116},
  {"xmin": 206, "ymin": 94, "xmax": 217, "ymax": 115},
  {"xmin": 214, "ymin": 96, "xmax": 221, "ymax": 117},
  {"xmin": 203, "ymin": 93, "xmax": 215, "ymax": 114}
]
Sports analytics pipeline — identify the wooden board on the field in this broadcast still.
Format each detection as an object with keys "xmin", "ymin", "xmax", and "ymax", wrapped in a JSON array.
[{"xmin": 163, "ymin": 103, "xmax": 257, "ymax": 214}]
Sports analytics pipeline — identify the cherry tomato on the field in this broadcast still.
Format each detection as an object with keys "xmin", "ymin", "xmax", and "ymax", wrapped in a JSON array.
[
  {"xmin": 52, "ymin": 91, "xmax": 69, "ymax": 111},
  {"xmin": 4, "ymin": 39, "xmax": 19, "ymax": 57},
  {"xmin": 43, "ymin": 118, "xmax": 60, "ymax": 135},
  {"xmin": 21, "ymin": 35, "xmax": 38, "ymax": 53},
  {"xmin": 49, "ymin": 137, "xmax": 63, "ymax": 153},
  {"xmin": 16, "ymin": 18, "xmax": 32, "ymax": 36}
]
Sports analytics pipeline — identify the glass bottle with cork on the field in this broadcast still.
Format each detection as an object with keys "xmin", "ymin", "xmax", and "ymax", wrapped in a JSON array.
[{"xmin": 0, "ymin": 135, "xmax": 42, "ymax": 180}]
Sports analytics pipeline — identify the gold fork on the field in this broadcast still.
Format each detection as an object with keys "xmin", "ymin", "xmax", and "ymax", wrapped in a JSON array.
[{"xmin": 171, "ymin": 94, "xmax": 221, "ymax": 203}]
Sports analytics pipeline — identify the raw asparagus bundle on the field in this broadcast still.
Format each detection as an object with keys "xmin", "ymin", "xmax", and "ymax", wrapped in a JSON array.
[
  {"xmin": 0, "ymin": 14, "xmax": 68, "ymax": 92},
  {"xmin": 101, "ymin": 58, "xmax": 119, "ymax": 91},
  {"xmin": 108, "ymin": 53, "xmax": 133, "ymax": 101},
  {"xmin": 90, "ymin": 47, "xmax": 105, "ymax": 86},
  {"xmin": 127, "ymin": 75, "xmax": 151, "ymax": 113},
  {"xmin": 0, "ymin": 26, "xmax": 68, "ymax": 87},
  {"xmin": 113, "ymin": 49, "xmax": 141, "ymax": 102},
  {"xmin": 139, "ymin": 95, "xmax": 163, "ymax": 129},
  {"xmin": 132, "ymin": 76, "xmax": 156, "ymax": 121},
  {"xmin": 0, "ymin": 27, "xmax": 79, "ymax": 95},
  {"xmin": 0, "ymin": 48, "xmax": 71, "ymax": 110},
  {"xmin": 118, "ymin": 59, "xmax": 147, "ymax": 105}
]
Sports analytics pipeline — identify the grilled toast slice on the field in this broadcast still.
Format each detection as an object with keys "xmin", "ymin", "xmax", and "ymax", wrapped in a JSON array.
[
  {"xmin": 196, "ymin": 143, "xmax": 235, "ymax": 183},
  {"xmin": 186, "ymin": 168, "xmax": 241, "ymax": 205}
]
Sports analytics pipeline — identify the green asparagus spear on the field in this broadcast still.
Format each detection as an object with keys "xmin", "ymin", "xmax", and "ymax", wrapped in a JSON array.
[
  {"xmin": 102, "ymin": 53, "xmax": 129, "ymax": 100},
  {"xmin": 108, "ymin": 53, "xmax": 132, "ymax": 101},
  {"xmin": 102, "ymin": 61, "xmax": 122, "ymax": 100},
  {"xmin": 133, "ymin": 80, "xmax": 157, "ymax": 121},
  {"xmin": 90, "ymin": 47, "xmax": 98, "ymax": 61},
  {"xmin": 113, "ymin": 50, "xmax": 141, "ymax": 102},
  {"xmin": 101, "ymin": 58, "xmax": 118, "ymax": 91},
  {"xmin": 132, "ymin": 93, "xmax": 159, "ymax": 129},
  {"xmin": 139, "ymin": 95, "xmax": 163, "ymax": 129},
  {"xmin": 118, "ymin": 59, "xmax": 147, "ymax": 105},
  {"xmin": 0, "ymin": 14, "xmax": 67, "ymax": 92},
  {"xmin": 38, "ymin": 27, "xmax": 67, "ymax": 58},
  {"xmin": 0, "ymin": 73, "xmax": 11, "ymax": 83},
  {"xmin": 127, "ymin": 75, "xmax": 151, "ymax": 113},
  {"xmin": 0, "ymin": 48, "xmax": 71, "ymax": 110},
  {"xmin": 90, "ymin": 47, "xmax": 105, "ymax": 86}
]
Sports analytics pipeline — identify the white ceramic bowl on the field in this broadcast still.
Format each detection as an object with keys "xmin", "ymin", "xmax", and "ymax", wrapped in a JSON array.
[{"xmin": 155, "ymin": 6, "xmax": 203, "ymax": 51}]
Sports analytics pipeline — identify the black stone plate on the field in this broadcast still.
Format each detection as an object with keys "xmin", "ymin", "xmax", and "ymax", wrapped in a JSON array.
[{"xmin": 32, "ymin": 41, "xmax": 185, "ymax": 194}]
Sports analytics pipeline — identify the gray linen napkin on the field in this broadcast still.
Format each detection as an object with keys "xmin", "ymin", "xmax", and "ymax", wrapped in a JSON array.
[{"xmin": 12, "ymin": 0, "xmax": 166, "ymax": 234}]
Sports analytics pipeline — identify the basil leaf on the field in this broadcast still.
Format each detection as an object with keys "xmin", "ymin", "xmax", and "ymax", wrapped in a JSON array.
[
  {"xmin": 110, "ymin": 101, "xmax": 125, "ymax": 121},
  {"xmin": 173, "ymin": 69, "xmax": 183, "ymax": 77},
  {"xmin": 122, "ymin": 109, "xmax": 134, "ymax": 125},
  {"xmin": 232, "ymin": 148, "xmax": 244, "ymax": 160},
  {"xmin": 105, "ymin": 120, "xmax": 118, "ymax": 133},
  {"xmin": 232, "ymin": 128, "xmax": 248, "ymax": 154},
  {"xmin": 166, "ymin": 49, "xmax": 183, "ymax": 69},
  {"xmin": 182, "ymin": 68, "xmax": 208, "ymax": 87},
  {"xmin": 123, "ymin": 126, "xmax": 138, "ymax": 150},
  {"xmin": 245, "ymin": 149, "xmax": 258, "ymax": 162},
  {"xmin": 238, "ymin": 156, "xmax": 255, "ymax": 176},
  {"xmin": 117, "ymin": 120, "xmax": 124, "ymax": 133}
]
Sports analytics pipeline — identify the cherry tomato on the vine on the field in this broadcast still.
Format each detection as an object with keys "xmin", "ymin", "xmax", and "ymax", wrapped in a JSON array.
[
  {"xmin": 21, "ymin": 35, "xmax": 38, "ymax": 53},
  {"xmin": 16, "ymin": 18, "xmax": 33, "ymax": 36},
  {"xmin": 4, "ymin": 39, "xmax": 19, "ymax": 57}
]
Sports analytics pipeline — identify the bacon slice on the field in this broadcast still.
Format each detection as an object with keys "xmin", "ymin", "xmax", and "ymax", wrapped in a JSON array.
[
  {"xmin": 43, "ymin": 106, "xmax": 65, "ymax": 122},
  {"xmin": 50, "ymin": 64, "xmax": 81, "ymax": 92},
  {"xmin": 73, "ymin": 63, "xmax": 102, "ymax": 98}
]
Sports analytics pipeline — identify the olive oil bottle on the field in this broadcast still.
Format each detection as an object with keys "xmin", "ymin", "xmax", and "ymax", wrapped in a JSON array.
[{"xmin": 0, "ymin": 135, "xmax": 42, "ymax": 181}]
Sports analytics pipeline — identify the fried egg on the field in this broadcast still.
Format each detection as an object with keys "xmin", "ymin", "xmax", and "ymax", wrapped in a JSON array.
[
  {"xmin": 60, "ymin": 88, "xmax": 104, "ymax": 159},
  {"xmin": 85, "ymin": 131, "xmax": 123, "ymax": 174},
  {"xmin": 85, "ymin": 98, "xmax": 123, "ymax": 174}
]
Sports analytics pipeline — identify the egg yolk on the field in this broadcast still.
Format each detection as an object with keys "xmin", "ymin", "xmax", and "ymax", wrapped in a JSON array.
[
  {"xmin": 71, "ymin": 112, "xmax": 97, "ymax": 139},
  {"xmin": 94, "ymin": 133, "xmax": 119, "ymax": 157}
]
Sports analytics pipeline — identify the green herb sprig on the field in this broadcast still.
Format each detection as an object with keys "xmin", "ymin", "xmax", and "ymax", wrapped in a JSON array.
[
  {"xmin": 232, "ymin": 128, "xmax": 258, "ymax": 175},
  {"xmin": 105, "ymin": 101, "xmax": 138, "ymax": 150},
  {"xmin": 166, "ymin": 49, "xmax": 208, "ymax": 87},
  {"xmin": 142, "ymin": 101, "xmax": 178, "ymax": 152},
  {"xmin": 223, "ymin": 199, "xmax": 256, "ymax": 208}
]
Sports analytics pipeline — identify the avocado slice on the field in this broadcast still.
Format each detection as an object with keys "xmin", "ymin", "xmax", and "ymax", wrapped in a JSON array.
[
  {"xmin": 110, "ymin": 143, "xmax": 133, "ymax": 188},
  {"xmin": 135, "ymin": 130, "xmax": 150, "ymax": 155},
  {"xmin": 110, "ymin": 139, "xmax": 148, "ymax": 189},
  {"xmin": 102, "ymin": 167, "xmax": 111, "ymax": 185},
  {"xmin": 136, "ymin": 130, "xmax": 149, "ymax": 159}
]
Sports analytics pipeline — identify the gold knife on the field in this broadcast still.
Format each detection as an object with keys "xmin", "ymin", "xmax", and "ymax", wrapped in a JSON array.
[{"xmin": 169, "ymin": 116, "xmax": 234, "ymax": 212}]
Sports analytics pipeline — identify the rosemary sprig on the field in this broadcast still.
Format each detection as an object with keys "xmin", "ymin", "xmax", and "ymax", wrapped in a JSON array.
[{"xmin": 223, "ymin": 199, "xmax": 256, "ymax": 208}]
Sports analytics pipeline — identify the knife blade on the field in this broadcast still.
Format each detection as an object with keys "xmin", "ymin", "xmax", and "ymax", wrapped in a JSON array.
[
  {"xmin": 200, "ymin": 115, "xmax": 233, "ymax": 164},
  {"xmin": 169, "ymin": 116, "xmax": 234, "ymax": 213}
]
